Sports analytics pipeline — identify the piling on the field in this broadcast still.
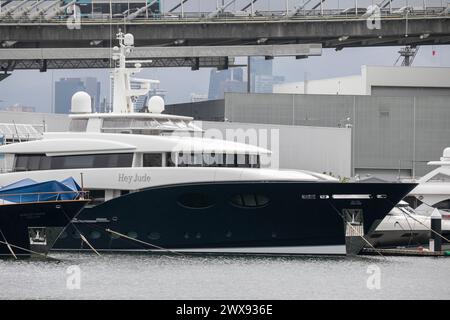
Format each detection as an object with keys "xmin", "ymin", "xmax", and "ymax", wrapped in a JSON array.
[{"xmin": 430, "ymin": 208, "xmax": 442, "ymax": 252}]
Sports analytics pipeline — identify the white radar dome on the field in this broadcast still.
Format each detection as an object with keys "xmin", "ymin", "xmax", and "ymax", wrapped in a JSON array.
[
  {"xmin": 148, "ymin": 96, "xmax": 165, "ymax": 114},
  {"xmin": 124, "ymin": 33, "xmax": 134, "ymax": 46},
  {"xmin": 442, "ymin": 147, "xmax": 450, "ymax": 160},
  {"xmin": 71, "ymin": 91, "xmax": 92, "ymax": 114}
]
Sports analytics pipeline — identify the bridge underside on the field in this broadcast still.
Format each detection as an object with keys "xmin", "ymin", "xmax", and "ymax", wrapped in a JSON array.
[
  {"xmin": 0, "ymin": 57, "xmax": 237, "ymax": 71},
  {"xmin": 0, "ymin": 44, "xmax": 321, "ymax": 72},
  {"xmin": 0, "ymin": 17, "xmax": 449, "ymax": 49},
  {"xmin": 0, "ymin": 16, "xmax": 449, "ymax": 73}
]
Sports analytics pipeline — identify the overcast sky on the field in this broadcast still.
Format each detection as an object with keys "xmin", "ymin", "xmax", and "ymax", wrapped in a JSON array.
[
  {"xmin": 1, "ymin": 45, "xmax": 448, "ymax": 112},
  {"xmin": 0, "ymin": 0, "xmax": 449, "ymax": 112}
]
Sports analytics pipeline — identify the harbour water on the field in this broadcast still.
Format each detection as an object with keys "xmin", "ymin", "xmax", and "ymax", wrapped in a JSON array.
[{"xmin": 0, "ymin": 253, "xmax": 449, "ymax": 300}]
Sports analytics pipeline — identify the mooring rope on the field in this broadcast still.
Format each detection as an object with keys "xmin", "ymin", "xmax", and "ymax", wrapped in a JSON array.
[
  {"xmin": 386, "ymin": 199, "xmax": 450, "ymax": 244},
  {"xmin": 54, "ymin": 213, "xmax": 184, "ymax": 257},
  {"xmin": 0, "ymin": 228, "xmax": 17, "ymax": 259},
  {"xmin": 0, "ymin": 237, "xmax": 60, "ymax": 261},
  {"xmin": 105, "ymin": 228, "xmax": 185, "ymax": 256},
  {"xmin": 401, "ymin": 210, "xmax": 450, "ymax": 244},
  {"xmin": 395, "ymin": 212, "xmax": 422, "ymax": 247},
  {"xmin": 59, "ymin": 206, "xmax": 101, "ymax": 256}
]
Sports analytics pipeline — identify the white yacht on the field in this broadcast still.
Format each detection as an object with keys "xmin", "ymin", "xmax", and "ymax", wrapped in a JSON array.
[
  {"xmin": 369, "ymin": 149, "xmax": 450, "ymax": 248},
  {"xmin": 0, "ymin": 32, "xmax": 416, "ymax": 255},
  {"xmin": 369, "ymin": 201, "xmax": 450, "ymax": 248},
  {"xmin": 406, "ymin": 148, "xmax": 450, "ymax": 217}
]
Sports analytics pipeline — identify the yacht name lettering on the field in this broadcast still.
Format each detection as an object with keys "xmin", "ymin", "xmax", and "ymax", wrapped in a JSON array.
[{"xmin": 118, "ymin": 173, "xmax": 151, "ymax": 183}]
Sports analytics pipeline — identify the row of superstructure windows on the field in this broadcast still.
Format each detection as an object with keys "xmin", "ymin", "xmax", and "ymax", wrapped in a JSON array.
[
  {"xmin": 172, "ymin": 153, "xmax": 260, "ymax": 168},
  {"xmin": 13, "ymin": 152, "xmax": 261, "ymax": 171},
  {"xmin": 14, "ymin": 154, "xmax": 134, "ymax": 171},
  {"xmin": 142, "ymin": 152, "xmax": 260, "ymax": 168}
]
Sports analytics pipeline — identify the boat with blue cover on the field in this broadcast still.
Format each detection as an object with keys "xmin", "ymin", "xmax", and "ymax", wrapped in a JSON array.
[{"xmin": 0, "ymin": 177, "xmax": 89, "ymax": 257}]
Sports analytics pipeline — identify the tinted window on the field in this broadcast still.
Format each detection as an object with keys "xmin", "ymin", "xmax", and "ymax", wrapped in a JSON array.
[
  {"xmin": 230, "ymin": 194, "xmax": 270, "ymax": 208},
  {"xmin": 62, "ymin": 154, "xmax": 95, "ymax": 169},
  {"xmin": 69, "ymin": 119, "xmax": 88, "ymax": 132},
  {"xmin": 14, "ymin": 155, "xmax": 28, "ymax": 171},
  {"xmin": 169, "ymin": 152, "xmax": 260, "ymax": 168},
  {"xmin": 404, "ymin": 196, "xmax": 423, "ymax": 209},
  {"xmin": 143, "ymin": 153, "xmax": 162, "ymax": 167},
  {"xmin": 166, "ymin": 153, "xmax": 176, "ymax": 167},
  {"xmin": 178, "ymin": 193, "xmax": 215, "ymax": 209},
  {"xmin": 435, "ymin": 199, "xmax": 450, "ymax": 210},
  {"xmin": 14, "ymin": 153, "xmax": 133, "ymax": 171}
]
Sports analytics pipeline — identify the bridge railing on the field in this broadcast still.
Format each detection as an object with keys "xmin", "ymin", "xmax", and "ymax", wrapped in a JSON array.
[{"xmin": 0, "ymin": 6, "xmax": 448, "ymax": 23}]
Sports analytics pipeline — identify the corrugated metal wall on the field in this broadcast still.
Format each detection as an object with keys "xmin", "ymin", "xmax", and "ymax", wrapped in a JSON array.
[{"xmin": 225, "ymin": 93, "xmax": 450, "ymax": 179}]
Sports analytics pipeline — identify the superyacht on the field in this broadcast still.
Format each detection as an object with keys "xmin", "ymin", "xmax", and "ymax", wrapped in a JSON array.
[{"xmin": 0, "ymin": 32, "xmax": 416, "ymax": 255}]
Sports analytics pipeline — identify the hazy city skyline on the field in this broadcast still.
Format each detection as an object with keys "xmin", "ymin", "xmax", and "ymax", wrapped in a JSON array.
[{"xmin": 0, "ymin": 45, "xmax": 449, "ymax": 113}]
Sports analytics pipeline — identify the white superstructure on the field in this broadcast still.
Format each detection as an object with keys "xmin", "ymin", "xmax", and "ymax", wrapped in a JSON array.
[{"xmin": 0, "ymin": 31, "xmax": 337, "ymax": 204}]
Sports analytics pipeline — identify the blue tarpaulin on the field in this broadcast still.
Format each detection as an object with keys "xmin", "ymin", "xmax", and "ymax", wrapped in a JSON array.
[
  {"xmin": 0, "ymin": 178, "xmax": 37, "ymax": 192},
  {"xmin": 0, "ymin": 177, "xmax": 81, "ymax": 203},
  {"xmin": 60, "ymin": 177, "xmax": 81, "ymax": 192}
]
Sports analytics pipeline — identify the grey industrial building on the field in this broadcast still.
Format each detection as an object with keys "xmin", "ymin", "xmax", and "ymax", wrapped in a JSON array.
[{"xmin": 166, "ymin": 92, "xmax": 450, "ymax": 180}]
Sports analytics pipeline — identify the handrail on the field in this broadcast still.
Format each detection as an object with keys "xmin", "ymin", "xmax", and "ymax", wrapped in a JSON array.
[
  {"xmin": 0, "ymin": 190, "xmax": 89, "ymax": 205},
  {"xmin": 0, "ymin": 7, "xmax": 447, "ymax": 24}
]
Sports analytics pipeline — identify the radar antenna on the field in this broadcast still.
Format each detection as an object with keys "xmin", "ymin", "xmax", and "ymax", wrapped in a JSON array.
[{"xmin": 394, "ymin": 45, "xmax": 420, "ymax": 67}]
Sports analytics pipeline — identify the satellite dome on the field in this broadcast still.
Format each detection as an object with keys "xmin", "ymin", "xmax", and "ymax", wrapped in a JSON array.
[
  {"xmin": 124, "ymin": 33, "xmax": 134, "ymax": 46},
  {"xmin": 442, "ymin": 147, "xmax": 450, "ymax": 160},
  {"xmin": 148, "ymin": 96, "xmax": 165, "ymax": 114},
  {"xmin": 71, "ymin": 91, "xmax": 92, "ymax": 114}
]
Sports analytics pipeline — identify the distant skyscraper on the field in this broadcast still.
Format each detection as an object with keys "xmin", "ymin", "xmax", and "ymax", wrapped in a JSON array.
[
  {"xmin": 1, "ymin": 105, "xmax": 35, "ymax": 112},
  {"xmin": 130, "ymin": 80, "xmax": 166, "ymax": 112},
  {"xmin": 208, "ymin": 68, "xmax": 246, "ymax": 100},
  {"xmin": 250, "ymin": 57, "xmax": 285, "ymax": 94},
  {"xmin": 54, "ymin": 77, "xmax": 101, "ymax": 114}
]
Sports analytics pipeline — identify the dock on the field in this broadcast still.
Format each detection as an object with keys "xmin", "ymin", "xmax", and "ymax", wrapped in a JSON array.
[{"xmin": 361, "ymin": 248, "xmax": 450, "ymax": 257}]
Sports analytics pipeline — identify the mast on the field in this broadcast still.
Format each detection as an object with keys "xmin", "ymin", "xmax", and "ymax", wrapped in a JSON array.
[{"xmin": 111, "ymin": 31, "xmax": 159, "ymax": 113}]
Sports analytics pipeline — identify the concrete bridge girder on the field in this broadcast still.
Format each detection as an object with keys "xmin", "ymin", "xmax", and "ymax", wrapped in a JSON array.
[{"xmin": 0, "ymin": 17, "xmax": 448, "ymax": 48}]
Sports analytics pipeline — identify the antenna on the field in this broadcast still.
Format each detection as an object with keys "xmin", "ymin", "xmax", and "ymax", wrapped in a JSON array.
[
  {"xmin": 395, "ymin": 46, "xmax": 419, "ymax": 66},
  {"xmin": 110, "ymin": 32, "xmax": 159, "ymax": 114}
]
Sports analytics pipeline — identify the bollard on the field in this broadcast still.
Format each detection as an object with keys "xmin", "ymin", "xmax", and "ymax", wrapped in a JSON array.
[{"xmin": 430, "ymin": 208, "xmax": 442, "ymax": 252}]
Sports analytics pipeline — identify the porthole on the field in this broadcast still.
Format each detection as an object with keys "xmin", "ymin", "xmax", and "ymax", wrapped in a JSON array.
[
  {"xmin": 229, "ymin": 194, "xmax": 270, "ymax": 208},
  {"xmin": 90, "ymin": 231, "xmax": 101, "ymax": 240},
  {"xmin": 226, "ymin": 231, "xmax": 232, "ymax": 238},
  {"xmin": 148, "ymin": 232, "xmax": 160, "ymax": 240},
  {"xmin": 127, "ymin": 231, "xmax": 138, "ymax": 239},
  {"xmin": 195, "ymin": 232, "xmax": 201, "ymax": 239},
  {"xmin": 184, "ymin": 233, "xmax": 190, "ymax": 239},
  {"xmin": 178, "ymin": 193, "xmax": 215, "ymax": 209}
]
